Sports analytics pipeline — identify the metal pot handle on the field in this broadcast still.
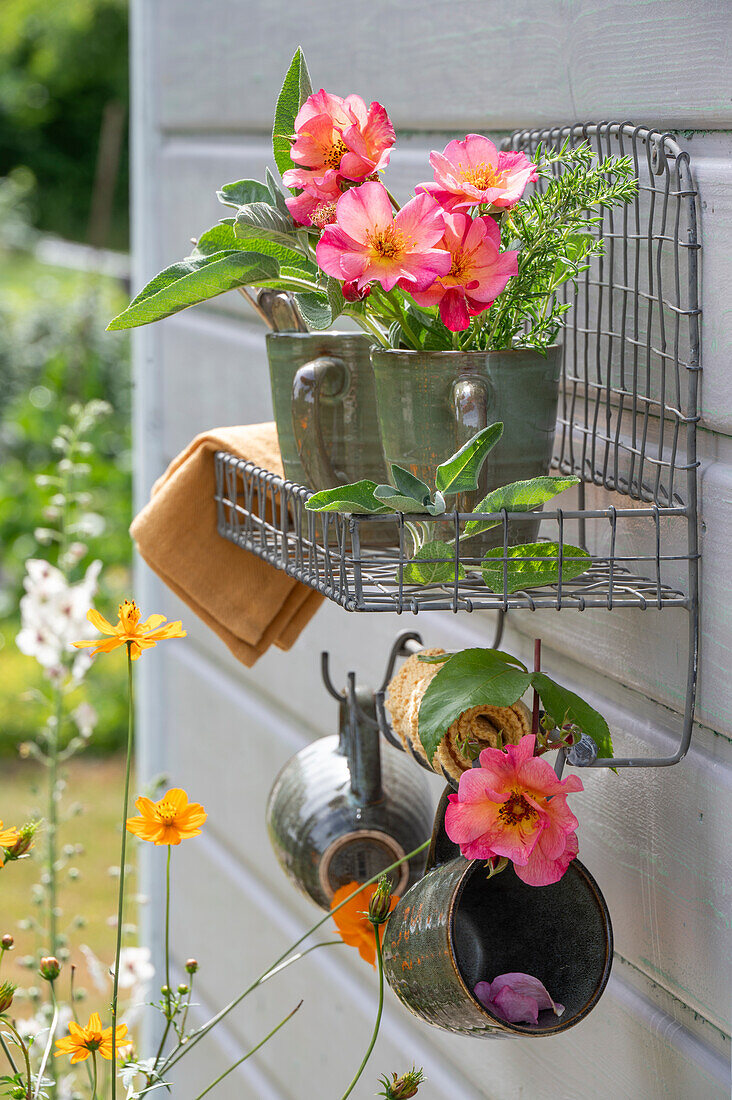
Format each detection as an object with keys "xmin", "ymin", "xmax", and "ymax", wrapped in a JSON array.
[
  {"xmin": 451, "ymin": 376, "xmax": 491, "ymax": 448},
  {"xmin": 425, "ymin": 785, "xmax": 461, "ymax": 873},
  {"xmin": 292, "ymin": 355, "xmax": 347, "ymax": 489}
]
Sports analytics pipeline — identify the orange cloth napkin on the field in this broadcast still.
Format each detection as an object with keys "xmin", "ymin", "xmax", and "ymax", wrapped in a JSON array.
[{"xmin": 130, "ymin": 423, "xmax": 323, "ymax": 666}]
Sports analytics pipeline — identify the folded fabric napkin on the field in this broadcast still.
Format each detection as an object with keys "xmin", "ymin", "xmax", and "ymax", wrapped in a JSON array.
[{"xmin": 130, "ymin": 423, "xmax": 323, "ymax": 666}]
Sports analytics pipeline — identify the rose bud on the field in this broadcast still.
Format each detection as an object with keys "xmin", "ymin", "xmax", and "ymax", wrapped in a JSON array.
[{"xmin": 342, "ymin": 280, "xmax": 372, "ymax": 302}]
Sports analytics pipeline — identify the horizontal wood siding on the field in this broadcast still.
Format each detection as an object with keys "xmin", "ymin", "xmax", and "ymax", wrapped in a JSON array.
[{"xmin": 132, "ymin": 1, "xmax": 732, "ymax": 1095}]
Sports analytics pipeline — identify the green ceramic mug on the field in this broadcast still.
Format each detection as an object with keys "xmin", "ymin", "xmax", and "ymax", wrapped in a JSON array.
[
  {"xmin": 382, "ymin": 788, "xmax": 613, "ymax": 1037},
  {"xmin": 371, "ymin": 347, "xmax": 562, "ymax": 549},
  {"xmin": 267, "ymin": 331, "xmax": 387, "ymax": 491}
]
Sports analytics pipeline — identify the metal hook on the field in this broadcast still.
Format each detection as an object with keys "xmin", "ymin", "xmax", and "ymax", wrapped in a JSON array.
[
  {"xmin": 320, "ymin": 650, "xmax": 344, "ymax": 702},
  {"xmin": 378, "ymin": 630, "xmax": 424, "ymax": 694}
]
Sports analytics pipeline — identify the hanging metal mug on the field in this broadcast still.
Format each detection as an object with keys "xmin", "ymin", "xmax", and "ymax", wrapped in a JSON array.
[
  {"xmin": 382, "ymin": 787, "xmax": 613, "ymax": 1037},
  {"xmin": 266, "ymin": 668, "xmax": 433, "ymax": 910}
]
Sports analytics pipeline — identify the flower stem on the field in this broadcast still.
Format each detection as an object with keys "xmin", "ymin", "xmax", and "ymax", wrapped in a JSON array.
[
  {"xmin": 0, "ymin": 1031, "xmax": 18, "ymax": 1073},
  {"xmin": 91, "ymin": 1050, "xmax": 98, "ymax": 1100},
  {"xmin": 339, "ymin": 926, "xmax": 384, "ymax": 1099},
  {"xmin": 385, "ymin": 187, "xmax": 401, "ymax": 213},
  {"xmin": 192, "ymin": 1002, "xmax": 302, "ymax": 1100},
  {"xmin": 111, "ymin": 644, "xmax": 135, "ymax": 1100},
  {"xmin": 47, "ymin": 684, "xmax": 63, "ymax": 959},
  {"xmin": 162, "ymin": 840, "xmax": 430, "ymax": 1073},
  {"xmin": 152, "ymin": 848, "xmax": 174, "ymax": 1069},
  {"xmin": 2, "ymin": 1020, "xmax": 32, "ymax": 1097}
]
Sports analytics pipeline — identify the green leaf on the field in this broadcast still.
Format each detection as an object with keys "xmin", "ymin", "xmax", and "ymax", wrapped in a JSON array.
[
  {"xmin": 373, "ymin": 486, "xmax": 430, "ymax": 513},
  {"xmin": 272, "ymin": 48, "xmax": 312, "ymax": 180},
  {"xmin": 266, "ymin": 167, "xmax": 291, "ymax": 216},
  {"xmin": 531, "ymin": 672, "xmax": 613, "ymax": 759},
  {"xmin": 326, "ymin": 277, "xmax": 345, "ymax": 324},
  {"xmin": 390, "ymin": 465, "xmax": 432, "ymax": 506},
  {"xmin": 481, "ymin": 542, "xmax": 591, "ymax": 594},
  {"xmin": 191, "ymin": 223, "xmax": 239, "ymax": 256},
  {"xmin": 552, "ymin": 233, "xmax": 593, "ymax": 287},
  {"xmin": 234, "ymin": 202, "xmax": 297, "ymax": 249},
  {"xmin": 294, "ymin": 292, "xmax": 332, "ymax": 330},
  {"xmin": 464, "ymin": 476, "xmax": 580, "ymax": 539},
  {"xmin": 403, "ymin": 541, "xmax": 466, "ymax": 586},
  {"xmin": 418, "ymin": 648, "xmax": 531, "ymax": 762},
  {"xmin": 231, "ymin": 234, "xmax": 314, "ymax": 273},
  {"xmin": 434, "ymin": 423, "xmax": 504, "ymax": 495},
  {"xmin": 107, "ymin": 251, "xmax": 279, "ymax": 330},
  {"xmin": 417, "ymin": 652, "xmax": 452, "ymax": 664},
  {"xmin": 305, "ymin": 480, "xmax": 389, "ymax": 514},
  {"xmin": 217, "ymin": 179, "xmax": 272, "ymax": 209}
]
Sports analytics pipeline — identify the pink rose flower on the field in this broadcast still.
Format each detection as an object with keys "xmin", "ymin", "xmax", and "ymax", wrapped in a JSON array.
[
  {"xmin": 474, "ymin": 973, "xmax": 565, "ymax": 1025},
  {"xmin": 410, "ymin": 211, "xmax": 518, "ymax": 331},
  {"xmin": 285, "ymin": 174, "xmax": 342, "ymax": 227},
  {"xmin": 418, "ymin": 134, "xmax": 537, "ymax": 212},
  {"xmin": 316, "ymin": 181, "xmax": 451, "ymax": 294},
  {"xmin": 444, "ymin": 734, "xmax": 583, "ymax": 886},
  {"xmin": 285, "ymin": 89, "xmax": 395, "ymax": 188}
]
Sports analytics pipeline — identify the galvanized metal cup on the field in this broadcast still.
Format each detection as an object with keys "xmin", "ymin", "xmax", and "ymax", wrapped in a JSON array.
[{"xmin": 382, "ymin": 790, "xmax": 613, "ymax": 1037}]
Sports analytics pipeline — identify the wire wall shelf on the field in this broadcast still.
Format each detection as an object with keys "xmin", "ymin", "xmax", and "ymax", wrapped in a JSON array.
[{"xmin": 214, "ymin": 122, "xmax": 701, "ymax": 767}]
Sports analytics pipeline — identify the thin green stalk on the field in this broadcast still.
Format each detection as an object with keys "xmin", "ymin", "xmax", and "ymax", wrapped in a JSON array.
[
  {"xmin": 384, "ymin": 187, "xmax": 402, "ymax": 213},
  {"xmin": 192, "ymin": 1002, "xmax": 302, "ymax": 1100},
  {"xmin": 348, "ymin": 310, "xmax": 389, "ymax": 348},
  {"xmin": 47, "ymin": 684, "xmax": 63, "ymax": 958},
  {"xmin": 158, "ymin": 941, "xmax": 342, "ymax": 1081},
  {"xmin": 162, "ymin": 840, "xmax": 430, "ymax": 1073},
  {"xmin": 179, "ymin": 974, "xmax": 194, "ymax": 1039},
  {"xmin": 91, "ymin": 1050, "xmax": 98, "ymax": 1100},
  {"xmin": 339, "ymin": 926, "xmax": 384, "ymax": 1099},
  {"xmin": 111, "ymin": 645, "xmax": 135, "ymax": 1100},
  {"xmin": 71, "ymin": 965, "xmax": 95, "ymax": 1093},
  {"xmin": 2, "ymin": 1020, "xmax": 32, "ymax": 1096},
  {"xmin": 151, "ymin": 848, "xmax": 174, "ymax": 1070},
  {"xmin": 0, "ymin": 1031, "xmax": 18, "ymax": 1073}
]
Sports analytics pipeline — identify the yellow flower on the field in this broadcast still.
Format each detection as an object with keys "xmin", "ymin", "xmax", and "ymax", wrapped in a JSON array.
[
  {"xmin": 126, "ymin": 788, "xmax": 207, "ymax": 846},
  {"xmin": 72, "ymin": 599, "xmax": 186, "ymax": 661},
  {"xmin": 54, "ymin": 1012, "xmax": 128, "ymax": 1064},
  {"xmin": 0, "ymin": 823, "xmax": 19, "ymax": 868}
]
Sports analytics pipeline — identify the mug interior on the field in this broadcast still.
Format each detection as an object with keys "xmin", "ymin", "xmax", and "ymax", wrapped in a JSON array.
[{"xmin": 451, "ymin": 860, "xmax": 612, "ymax": 1034}]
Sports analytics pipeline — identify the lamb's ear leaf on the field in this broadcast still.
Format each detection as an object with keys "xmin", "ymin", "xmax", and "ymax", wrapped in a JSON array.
[
  {"xmin": 531, "ymin": 672, "xmax": 613, "ymax": 760},
  {"xmin": 304, "ymin": 480, "xmax": 389, "ymax": 514},
  {"xmin": 191, "ymin": 223, "xmax": 239, "ymax": 256},
  {"xmin": 294, "ymin": 292, "xmax": 331, "ymax": 330},
  {"xmin": 373, "ymin": 486, "xmax": 428, "ymax": 513},
  {"xmin": 464, "ymin": 477, "xmax": 580, "ymax": 539},
  {"xmin": 435, "ymin": 423, "xmax": 504, "ymax": 495},
  {"xmin": 234, "ymin": 202, "xmax": 298, "ymax": 249},
  {"xmin": 272, "ymin": 48, "xmax": 311, "ymax": 181},
  {"xmin": 390, "ymin": 465, "xmax": 432, "ymax": 506},
  {"xmin": 418, "ymin": 648, "xmax": 531, "ymax": 762},
  {"xmin": 326, "ymin": 277, "xmax": 345, "ymax": 324},
  {"xmin": 480, "ymin": 542, "xmax": 591, "ymax": 594},
  {"xmin": 403, "ymin": 541, "xmax": 466, "ymax": 586},
  {"xmin": 265, "ymin": 167, "xmax": 291, "ymax": 216}
]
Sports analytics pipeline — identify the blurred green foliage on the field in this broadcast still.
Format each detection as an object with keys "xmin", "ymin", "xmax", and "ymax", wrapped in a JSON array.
[
  {"xmin": 0, "ymin": 237, "xmax": 132, "ymax": 755},
  {"xmin": 0, "ymin": 0, "xmax": 129, "ymax": 248}
]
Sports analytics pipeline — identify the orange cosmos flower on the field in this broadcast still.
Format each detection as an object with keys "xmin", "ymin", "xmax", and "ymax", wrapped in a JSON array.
[
  {"xmin": 72, "ymin": 599, "xmax": 186, "ymax": 661},
  {"xmin": 0, "ymin": 823, "xmax": 19, "ymax": 868},
  {"xmin": 54, "ymin": 1012, "xmax": 128, "ymax": 1064},
  {"xmin": 331, "ymin": 881, "xmax": 399, "ymax": 967},
  {"xmin": 126, "ymin": 788, "xmax": 207, "ymax": 846}
]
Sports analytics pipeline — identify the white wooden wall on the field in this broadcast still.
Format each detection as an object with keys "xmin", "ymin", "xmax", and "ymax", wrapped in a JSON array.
[{"xmin": 130, "ymin": 3, "xmax": 732, "ymax": 1096}]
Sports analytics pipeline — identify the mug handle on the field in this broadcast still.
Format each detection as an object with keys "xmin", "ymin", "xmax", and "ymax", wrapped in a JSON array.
[
  {"xmin": 451, "ymin": 376, "xmax": 491, "ymax": 447},
  {"xmin": 292, "ymin": 356, "xmax": 347, "ymax": 489},
  {"xmin": 425, "ymin": 784, "xmax": 462, "ymax": 873}
]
